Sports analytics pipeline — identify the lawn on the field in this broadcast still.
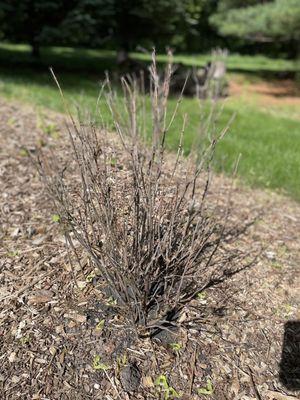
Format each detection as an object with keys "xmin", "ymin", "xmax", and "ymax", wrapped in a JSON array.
[
  {"xmin": 0, "ymin": 42, "xmax": 299, "ymax": 73},
  {"xmin": 1, "ymin": 43, "xmax": 300, "ymax": 200}
]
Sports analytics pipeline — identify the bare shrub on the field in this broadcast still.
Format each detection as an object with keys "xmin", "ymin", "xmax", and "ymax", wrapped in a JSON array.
[{"xmin": 35, "ymin": 52, "xmax": 256, "ymax": 337}]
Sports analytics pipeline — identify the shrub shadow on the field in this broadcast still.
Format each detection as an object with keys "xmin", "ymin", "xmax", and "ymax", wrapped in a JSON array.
[{"xmin": 279, "ymin": 320, "xmax": 300, "ymax": 390}]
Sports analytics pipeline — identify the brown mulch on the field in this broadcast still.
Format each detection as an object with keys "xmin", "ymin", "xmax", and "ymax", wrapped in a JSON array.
[
  {"xmin": 230, "ymin": 78, "xmax": 300, "ymax": 98},
  {"xmin": 0, "ymin": 99, "xmax": 299, "ymax": 400},
  {"xmin": 229, "ymin": 77, "xmax": 300, "ymax": 116}
]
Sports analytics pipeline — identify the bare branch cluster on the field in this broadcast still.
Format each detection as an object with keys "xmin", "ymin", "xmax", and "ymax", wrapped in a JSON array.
[{"xmin": 35, "ymin": 52, "xmax": 255, "ymax": 337}]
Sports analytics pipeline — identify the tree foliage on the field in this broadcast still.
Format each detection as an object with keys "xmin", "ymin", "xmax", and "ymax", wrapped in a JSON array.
[
  {"xmin": 60, "ymin": 0, "xmax": 206, "ymax": 51},
  {"xmin": 0, "ymin": 0, "xmax": 207, "ymax": 54},
  {"xmin": 0, "ymin": 1, "xmax": 77, "ymax": 56},
  {"xmin": 0, "ymin": 0, "xmax": 298, "ymax": 58},
  {"xmin": 210, "ymin": 0, "xmax": 300, "ymax": 42}
]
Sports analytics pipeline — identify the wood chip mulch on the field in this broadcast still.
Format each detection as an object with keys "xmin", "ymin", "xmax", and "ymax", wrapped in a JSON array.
[{"xmin": 0, "ymin": 99, "xmax": 299, "ymax": 400}]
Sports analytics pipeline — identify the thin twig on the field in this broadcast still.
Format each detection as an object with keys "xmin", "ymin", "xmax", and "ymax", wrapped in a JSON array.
[{"xmin": 189, "ymin": 343, "xmax": 198, "ymax": 395}]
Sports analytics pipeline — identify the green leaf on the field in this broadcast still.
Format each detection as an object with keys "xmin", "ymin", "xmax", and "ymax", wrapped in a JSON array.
[
  {"xmin": 168, "ymin": 387, "xmax": 181, "ymax": 398},
  {"xmin": 8, "ymin": 250, "xmax": 19, "ymax": 258},
  {"xmin": 170, "ymin": 342, "xmax": 182, "ymax": 352},
  {"xmin": 155, "ymin": 374, "xmax": 169, "ymax": 390},
  {"xmin": 110, "ymin": 157, "xmax": 117, "ymax": 167},
  {"xmin": 51, "ymin": 214, "xmax": 60, "ymax": 223},
  {"xmin": 86, "ymin": 271, "xmax": 95, "ymax": 282},
  {"xmin": 155, "ymin": 375, "xmax": 181, "ymax": 399},
  {"xmin": 19, "ymin": 335, "xmax": 30, "ymax": 345},
  {"xmin": 271, "ymin": 262, "xmax": 283, "ymax": 270},
  {"xmin": 19, "ymin": 148, "xmax": 29, "ymax": 157},
  {"xmin": 197, "ymin": 379, "xmax": 214, "ymax": 395},
  {"xmin": 117, "ymin": 353, "xmax": 128, "ymax": 367},
  {"xmin": 197, "ymin": 291, "xmax": 207, "ymax": 300},
  {"xmin": 92, "ymin": 355, "xmax": 110, "ymax": 371},
  {"xmin": 95, "ymin": 319, "xmax": 105, "ymax": 331},
  {"xmin": 106, "ymin": 296, "xmax": 117, "ymax": 306}
]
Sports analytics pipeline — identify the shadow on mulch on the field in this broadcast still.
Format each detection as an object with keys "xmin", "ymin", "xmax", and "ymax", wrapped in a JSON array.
[{"xmin": 279, "ymin": 320, "xmax": 300, "ymax": 390}]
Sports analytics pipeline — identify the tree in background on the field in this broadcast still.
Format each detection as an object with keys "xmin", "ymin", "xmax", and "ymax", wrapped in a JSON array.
[
  {"xmin": 182, "ymin": 0, "xmax": 220, "ymax": 53},
  {"xmin": 210, "ymin": 0, "xmax": 300, "ymax": 58},
  {"xmin": 0, "ymin": 0, "xmax": 79, "ymax": 58},
  {"xmin": 1, "ymin": 0, "xmax": 298, "ymax": 60},
  {"xmin": 0, "ymin": 0, "xmax": 207, "ymax": 60},
  {"xmin": 59, "ymin": 0, "xmax": 206, "ymax": 59},
  {"xmin": 57, "ymin": 0, "xmax": 114, "ymax": 48}
]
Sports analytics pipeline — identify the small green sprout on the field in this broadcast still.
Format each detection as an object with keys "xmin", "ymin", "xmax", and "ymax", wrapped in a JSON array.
[
  {"xmin": 19, "ymin": 335, "xmax": 30, "ymax": 345},
  {"xmin": 169, "ymin": 342, "xmax": 182, "ymax": 352},
  {"xmin": 37, "ymin": 114, "xmax": 59, "ymax": 138},
  {"xmin": 43, "ymin": 123, "xmax": 60, "ymax": 139},
  {"xmin": 155, "ymin": 375, "xmax": 169, "ymax": 390},
  {"xmin": 197, "ymin": 292, "xmax": 207, "ymax": 300},
  {"xmin": 278, "ymin": 244, "xmax": 288, "ymax": 256},
  {"xmin": 95, "ymin": 319, "xmax": 105, "ymax": 331},
  {"xmin": 197, "ymin": 379, "xmax": 214, "ymax": 395},
  {"xmin": 7, "ymin": 250, "xmax": 19, "ymax": 258},
  {"xmin": 106, "ymin": 296, "xmax": 117, "ymax": 306},
  {"xmin": 110, "ymin": 157, "xmax": 117, "ymax": 167},
  {"xmin": 283, "ymin": 303, "xmax": 292, "ymax": 317},
  {"xmin": 51, "ymin": 214, "xmax": 60, "ymax": 223},
  {"xmin": 155, "ymin": 374, "xmax": 181, "ymax": 399},
  {"xmin": 117, "ymin": 353, "xmax": 128, "ymax": 368},
  {"xmin": 92, "ymin": 355, "xmax": 110, "ymax": 371},
  {"xmin": 168, "ymin": 387, "xmax": 181, "ymax": 399},
  {"xmin": 86, "ymin": 271, "xmax": 96, "ymax": 283},
  {"xmin": 271, "ymin": 262, "xmax": 283, "ymax": 270},
  {"xmin": 37, "ymin": 138, "xmax": 46, "ymax": 147},
  {"xmin": 19, "ymin": 148, "xmax": 29, "ymax": 157}
]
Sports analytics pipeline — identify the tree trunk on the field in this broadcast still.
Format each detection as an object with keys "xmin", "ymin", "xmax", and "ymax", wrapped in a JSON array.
[
  {"xmin": 287, "ymin": 39, "xmax": 300, "ymax": 60},
  {"xmin": 31, "ymin": 41, "xmax": 41, "ymax": 59},
  {"xmin": 116, "ymin": 48, "xmax": 129, "ymax": 65}
]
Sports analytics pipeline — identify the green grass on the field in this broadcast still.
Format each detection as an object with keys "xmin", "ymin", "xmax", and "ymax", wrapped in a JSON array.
[
  {"xmin": 133, "ymin": 52, "xmax": 299, "ymax": 73},
  {"xmin": 168, "ymin": 99, "xmax": 300, "ymax": 199},
  {"xmin": 0, "ymin": 43, "xmax": 117, "ymax": 73},
  {"xmin": 0, "ymin": 42, "xmax": 299, "ymax": 73},
  {"xmin": 0, "ymin": 43, "xmax": 300, "ymax": 200}
]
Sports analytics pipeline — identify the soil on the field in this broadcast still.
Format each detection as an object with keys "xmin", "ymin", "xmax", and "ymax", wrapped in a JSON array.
[
  {"xmin": 0, "ymin": 98, "xmax": 299, "ymax": 400},
  {"xmin": 229, "ymin": 77, "xmax": 300, "ymax": 115}
]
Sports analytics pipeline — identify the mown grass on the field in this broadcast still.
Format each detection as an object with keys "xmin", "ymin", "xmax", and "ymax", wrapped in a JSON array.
[
  {"xmin": 0, "ymin": 42, "xmax": 299, "ymax": 74},
  {"xmin": 0, "ymin": 43, "xmax": 300, "ymax": 200},
  {"xmin": 133, "ymin": 52, "xmax": 299, "ymax": 73}
]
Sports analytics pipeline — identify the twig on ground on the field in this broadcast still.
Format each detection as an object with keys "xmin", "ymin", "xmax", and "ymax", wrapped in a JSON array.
[
  {"xmin": 189, "ymin": 343, "xmax": 198, "ymax": 395},
  {"xmin": 248, "ymin": 366, "xmax": 263, "ymax": 400}
]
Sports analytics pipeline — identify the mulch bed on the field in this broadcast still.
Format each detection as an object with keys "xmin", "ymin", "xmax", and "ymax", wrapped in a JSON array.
[{"xmin": 0, "ymin": 99, "xmax": 299, "ymax": 399}]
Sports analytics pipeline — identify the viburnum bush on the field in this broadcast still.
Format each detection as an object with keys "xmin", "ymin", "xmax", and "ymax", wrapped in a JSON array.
[{"xmin": 36, "ymin": 52, "xmax": 256, "ymax": 337}]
